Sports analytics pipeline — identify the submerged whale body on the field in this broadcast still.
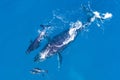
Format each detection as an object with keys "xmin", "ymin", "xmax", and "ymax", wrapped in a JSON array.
[
  {"xmin": 26, "ymin": 37, "xmax": 40, "ymax": 54},
  {"xmin": 26, "ymin": 25, "xmax": 50, "ymax": 54},
  {"xmin": 34, "ymin": 21, "xmax": 83, "ymax": 62},
  {"xmin": 34, "ymin": 30, "xmax": 69, "ymax": 62}
]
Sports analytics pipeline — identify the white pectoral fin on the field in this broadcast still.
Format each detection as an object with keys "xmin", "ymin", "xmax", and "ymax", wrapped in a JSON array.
[{"xmin": 57, "ymin": 52, "xmax": 62, "ymax": 70}]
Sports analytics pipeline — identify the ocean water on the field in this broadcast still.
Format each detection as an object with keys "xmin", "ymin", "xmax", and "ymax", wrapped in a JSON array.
[{"xmin": 0, "ymin": 0, "xmax": 120, "ymax": 80}]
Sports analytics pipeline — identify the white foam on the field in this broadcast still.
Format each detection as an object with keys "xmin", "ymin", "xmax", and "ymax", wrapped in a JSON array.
[
  {"xmin": 93, "ymin": 11, "xmax": 112, "ymax": 20},
  {"xmin": 90, "ymin": 16, "xmax": 96, "ymax": 22},
  {"xmin": 40, "ymin": 49, "xmax": 50, "ymax": 61},
  {"xmin": 102, "ymin": 12, "xmax": 112, "ymax": 19},
  {"xmin": 93, "ymin": 11, "xmax": 101, "ymax": 18},
  {"xmin": 87, "ymin": 10, "xmax": 112, "ymax": 27},
  {"xmin": 63, "ymin": 21, "xmax": 82, "ymax": 45}
]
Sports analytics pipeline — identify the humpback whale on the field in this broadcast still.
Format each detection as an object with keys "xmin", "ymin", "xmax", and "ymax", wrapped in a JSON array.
[
  {"xmin": 30, "ymin": 68, "xmax": 48, "ymax": 76},
  {"xmin": 34, "ymin": 21, "xmax": 83, "ymax": 68},
  {"xmin": 26, "ymin": 25, "xmax": 50, "ymax": 54}
]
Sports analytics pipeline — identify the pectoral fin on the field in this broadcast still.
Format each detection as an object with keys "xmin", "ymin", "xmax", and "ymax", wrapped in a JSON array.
[{"xmin": 57, "ymin": 52, "xmax": 62, "ymax": 70}]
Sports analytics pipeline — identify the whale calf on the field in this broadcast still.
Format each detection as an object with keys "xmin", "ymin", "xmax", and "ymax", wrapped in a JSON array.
[{"xmin": 26, "ymin": 25, "xmax": 50, "ymax": 54}]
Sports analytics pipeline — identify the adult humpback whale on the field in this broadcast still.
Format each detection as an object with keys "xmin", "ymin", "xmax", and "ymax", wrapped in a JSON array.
[{"xmin": 34, "ymin": 21, "xmax": 83, "ymax": 68}]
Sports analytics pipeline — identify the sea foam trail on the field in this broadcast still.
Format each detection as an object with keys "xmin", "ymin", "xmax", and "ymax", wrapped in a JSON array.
[
  {"xmin": 63, "ymin": 11, "xmax": 112, "ymax": 45},
  {"xmin": 84, "ymin": 11, "xmax": 112, "ymax": 27}
]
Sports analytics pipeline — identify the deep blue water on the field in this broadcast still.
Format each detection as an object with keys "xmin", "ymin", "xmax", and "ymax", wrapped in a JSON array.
[{"xmin": 0, "ymin": 0, "xmax": 120, "ymax": 80}]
